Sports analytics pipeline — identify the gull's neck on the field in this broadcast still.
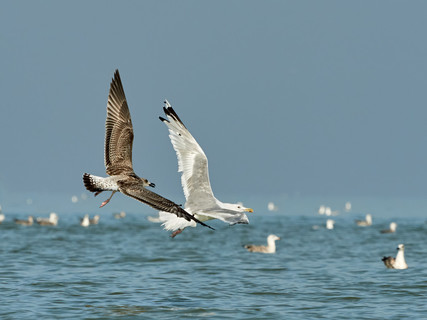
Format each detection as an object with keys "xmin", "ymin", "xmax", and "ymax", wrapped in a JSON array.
[
  {"xmin": 395, "ymin": 249, "xmax": 407, "ymax": 269},
  {"xmin": 267, "ymin": 238, "xmax": 277, "ymax": 253}
]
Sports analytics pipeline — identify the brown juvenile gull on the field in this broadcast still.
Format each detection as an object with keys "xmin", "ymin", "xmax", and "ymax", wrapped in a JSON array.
[
  {"xmin": 83, "ymin": 70, "xmax": 212, "ymax": 231},
  {"xmin": 382, "ymin": 244, "xmax": 408, "ymax": 269},
  {"xmin": 355, "ymin": 213, "xmax": 372, "ymax": 226},
  {"xmin": 89, "ymin": 215, "xmax": 100, "ymax": 225},
  {"xmin": 36, "ymin": 212, "xmax": 58, "ymax": 226},
  {"xmin": 244, "ymin": 234, "xmax": 281, "ymax": 254},
  {"xmin": 158, "ymin": 100, "xmax": 253, "ymax": 237},
  {"xmin": 14, "ymin": 216, "xmax": 33, "ymax": 226},
  {"xmin": 113, "ymin": 211, "xmax": 126, "ymax": 219},
  {"xmin": 380, "ymin": 222, "xmax": 397, "ymax": 234}
]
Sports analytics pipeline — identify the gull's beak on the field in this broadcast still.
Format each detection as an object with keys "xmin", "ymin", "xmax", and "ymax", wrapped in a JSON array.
[{"xmin": 245, "ymin": 208, "xmax": 254, "ymax": 213}]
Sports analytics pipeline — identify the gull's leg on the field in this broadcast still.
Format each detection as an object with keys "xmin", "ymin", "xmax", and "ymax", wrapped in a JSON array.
[
  {"xmin": 170, "ymin": 229, "xmax": 183, "ymax": 238},
  {"xmin": 100, "ymin": 191, "xmax": 117, "ymax": 208}
]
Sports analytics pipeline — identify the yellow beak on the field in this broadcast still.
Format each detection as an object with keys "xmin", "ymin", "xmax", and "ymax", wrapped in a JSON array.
[{"xmin": 245, "ymin": 208, "xmax": 254, "ymax": 213}]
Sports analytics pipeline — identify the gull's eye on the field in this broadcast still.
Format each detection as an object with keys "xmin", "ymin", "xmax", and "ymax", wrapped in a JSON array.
[{"xmin": 237, "ymin": 206, "xmax": 241, "ymax": 209}]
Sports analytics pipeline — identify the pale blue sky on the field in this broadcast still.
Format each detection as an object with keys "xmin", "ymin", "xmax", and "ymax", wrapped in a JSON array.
[{"xmin": 0, "ymin": 1, "xmax": 426, "ymax": 213}]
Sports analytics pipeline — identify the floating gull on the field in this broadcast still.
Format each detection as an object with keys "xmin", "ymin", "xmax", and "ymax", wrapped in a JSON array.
[
  {"xmin": 268, "ymin": 202, "xmax": 278, "ymax": 212},
  {"xmin": 326, "ymin": 219, "xmax": 335, "ymax": 230},
  {"xmin": 14, "ymin": 216, "xmax": 33, "ymax": 226},
  {"xmin": 382, "ymin": 244, "xmax": 408, "ymax": 269},
  {"xmin": 113, "ymin": 211, "xmax": 126, "ymax": 219},
  {"xmin": 244, "ymin": 235, "xmax": 280, "ymax": 253},
  {"xmin": 158, "ymin": 101, "xmax": 253, "ymax": 237},
  {"xmin": 82, "ymin": 70, "xmax": 212, "ymax": 231},
  {"xmin": 36, "ymin": 212, "xmax": 58, "ymax": 226},
  {"xmin": 318, "ymin": 205, "xmax": 326, "ymax": 215},
  {"xmin": 380, "ymin": 222, "xmax": 397, "ymax": 234},
  {"xmin": 355, "ymin": 213, "xmax": 372, "ymax": 226},
  {"xmin": 80, "ymin": 214, "xmax": 90, "ymax": 227},
  {"xmin": 0, "ymin": 206, "xmax": 4, "ymax": 224},
  {"xmin": 89, "ymin": 215, "xmax": 100, "ymax": 225}
]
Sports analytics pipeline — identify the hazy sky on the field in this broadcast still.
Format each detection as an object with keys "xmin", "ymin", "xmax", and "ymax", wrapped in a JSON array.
[{"xmin": 1, "ymin": 1, "xmax": 426, "ymax": 211}]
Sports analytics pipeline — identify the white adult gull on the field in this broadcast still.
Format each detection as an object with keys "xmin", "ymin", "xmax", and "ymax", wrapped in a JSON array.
[
  {"xmin": 382, "ymin": 244, "xmax": 408, "ymax": 269},
  {"xmin": 158, "ymin": 101, "xmax": 253, "ymax": 237},
  {"xmin": 82, "ymin": 70, "xmax": 212, "ymax": 231}
]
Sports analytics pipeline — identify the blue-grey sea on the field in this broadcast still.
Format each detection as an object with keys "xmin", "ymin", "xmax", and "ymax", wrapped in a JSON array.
[{"xmin": 0, "ymin": 197, "xmax": 426, "ymax": 319}]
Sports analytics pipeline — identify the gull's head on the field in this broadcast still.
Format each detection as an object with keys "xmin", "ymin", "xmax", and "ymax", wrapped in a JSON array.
[
  {"xmin": 366, "ymin": 214, "xmax": 372, "ymax": 224},
  {"xmin": 268, "ymin": 234, "xmax": 281, "ymax": 242},
  {"xmin": 397, "ymin": 244, "xmax": 405, "ymax": 251},
  {"xmin": 223, "ymin": 202, "xmax": 253, "ymax": 213},
  {"xmin": 390, "ymin": 222, "xmax": 397, "ymax": 231},
  {"xmin": 49, "ymin": 212, "xmax": 58, "ymax": 221}
]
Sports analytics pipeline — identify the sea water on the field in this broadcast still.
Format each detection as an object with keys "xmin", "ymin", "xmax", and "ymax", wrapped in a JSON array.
[{"xmin": 0, "ymin": 198, "xmax": 426, "ymax": 319}]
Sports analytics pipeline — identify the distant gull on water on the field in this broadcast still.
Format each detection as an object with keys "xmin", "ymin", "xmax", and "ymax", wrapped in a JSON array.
[
  {"xmin": 382, "ymin": 244, "xmax": 408, "ymax": 269},
  {"xmin": 158, "ymin": 100, "xmax": 253, "ymax": 237},
  {"xmin": 14, "ymin": 216, "xmax": 33, "ymax": 226},
  {"xmin": 80, "ymin": 214, "xmax": 90, "ymax": 227},
  {"xmin": 326, "ymin": 219, "xmax": 335, "ymax": 230},
  {"xmin": 355, "ymin": 213, "xmax": 372, "ymax": 226},
  {"xmin": 36, "ymin": 212, "xmax": 58, "ymax": 226},
  {"xmin": 82, "ymin": 70, "xmax": 212, "ymax": 231},
  {"xmin": 0, "ymin": 206, "xmax": 4, "ymax": 224},
  {"xmin": 113, "ymin": 211, "xmax": 126, "ymax": 219},
  {"xmin": 89, "ymin": 215, "xmax": 100, "ymax": 225},
  {"xmin": 244, "ymin": 234, "xmax": 280, "ymax": 253},
  {"xmin": 380, "ymin": 222, "xmax": 397, "ymax": 234}
]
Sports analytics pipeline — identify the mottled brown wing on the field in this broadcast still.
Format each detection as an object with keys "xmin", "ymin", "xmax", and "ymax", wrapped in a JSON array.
[
  {"xmin": 382, "ymin": 256, "xmax": 395, "ymax": 268},
  {"xmin": 105, "ymin": 70, "xmax": 134, "ymax": 176},
  {"xmin": 118, "ymin": 181, "xmax": 214, "ymax": 230}
]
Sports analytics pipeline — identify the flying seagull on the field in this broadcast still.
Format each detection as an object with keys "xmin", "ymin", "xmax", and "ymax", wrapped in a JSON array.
[
  {"xmin": 83, "ymin": 70, "xmax": 213, "ymax": 230},
  {"xmin": 158, "ymin": 100, "xmax": 253, "ymax": 237}
]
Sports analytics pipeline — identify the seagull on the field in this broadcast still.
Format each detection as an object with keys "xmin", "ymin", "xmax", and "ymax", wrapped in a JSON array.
[
  {"xmin": 159, "ymin": 100, "xmax": 253, "ymax": 237},
  {"xmin": 0, "ymin": 206, "xmax": 4, "ymax": 224},
  {"xmin": 244, "ymin": 234, "xmax": 281, "ymax": 253},
  {"xmin": 355, "ymin": 213, "xmax": 372, "ymax": 226},
  {"xmin": 80, "ymin": 214, "xmax": 90, "ymax": 227},
  {"xmin": 380, "ymin": 222, "xmax": 397, "ymax": 234},
  {"xmin": 326, "ymin": 219, "xmax": 335, "ymax": 230},
  {"xmin": 14, "ymin": 216, "xmax": 33, "ymax": 226},
  {"xmin": 382, "ymin": 244, "xmax": 408, "ymax": 269},
  {"xmin": 82, "ymin": 70, "xmax": 212, "ymax": 231},
  {"xmin": 36, "ymin": 212, "xmax": 58, "ymax": 226},
  {"xmin": 89, "ymin": 215, "xmax": 100, "ymax": 225},
  {"xmin": 113, "ymin": 211, "xmax": 126, "ymax": 219}
]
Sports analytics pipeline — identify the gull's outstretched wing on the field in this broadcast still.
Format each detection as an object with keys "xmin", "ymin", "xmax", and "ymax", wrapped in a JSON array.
[
  {"xmin": 118, "ymin": 181, "xmax": 214, "ymax": 230},
  {"xmin": 160, "ymin": 101, "xmax": 217, "ymax": 209},
  {"xmin": 105, "ymin": 70, "xmax": 134, "ymax": 176}
]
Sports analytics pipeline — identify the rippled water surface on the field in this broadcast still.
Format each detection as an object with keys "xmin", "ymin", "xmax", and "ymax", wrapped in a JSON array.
[{"xmin": 1, "ymin": 209, "xmax": 426, "ymax": 319}]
